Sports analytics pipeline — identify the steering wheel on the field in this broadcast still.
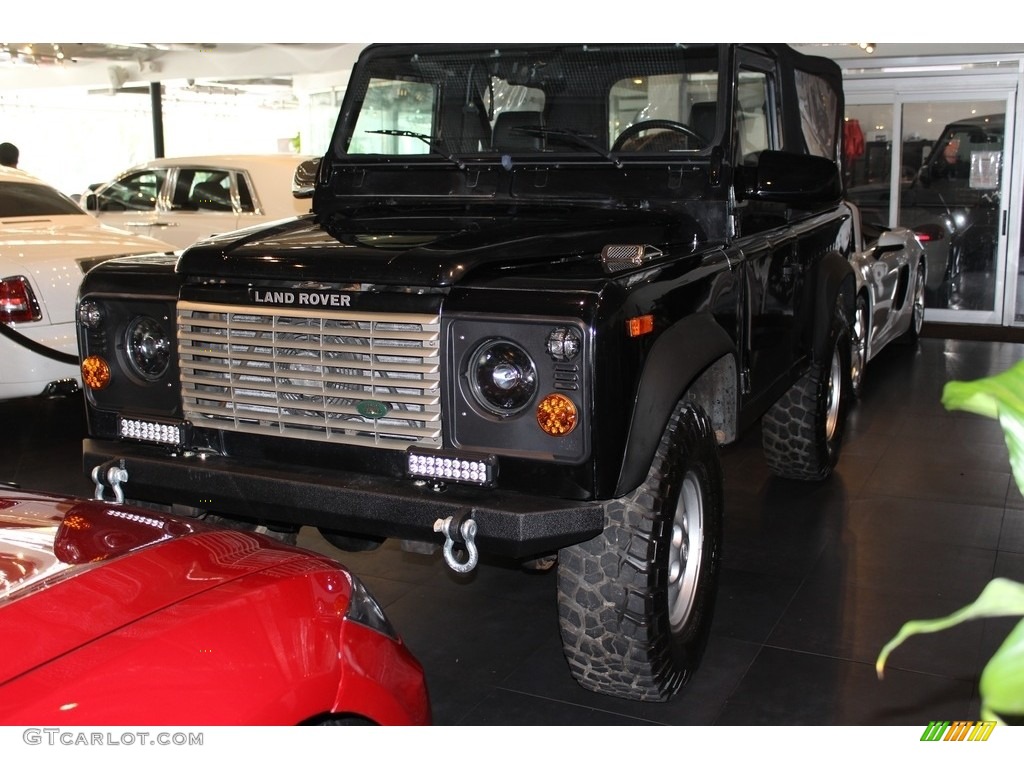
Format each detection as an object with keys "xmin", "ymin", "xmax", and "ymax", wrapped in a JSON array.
[{"xmin": 612, "ymin": 120, "xmax": 707, "ymax": 152}]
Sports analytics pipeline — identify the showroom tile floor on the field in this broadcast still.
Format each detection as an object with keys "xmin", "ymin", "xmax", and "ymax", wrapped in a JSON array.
[{"xmin": 5, "ymin": 336, "xmax": 1024, "ymax": 726}]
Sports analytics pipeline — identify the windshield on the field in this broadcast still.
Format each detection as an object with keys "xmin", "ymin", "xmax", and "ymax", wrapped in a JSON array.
[
  {"xmin": 337, "ymin": 44, "xmax": 721, "ymax": 160},
  {"xmin": 0, "ymin": 181, "xmax": 87, "ymax": 218}
]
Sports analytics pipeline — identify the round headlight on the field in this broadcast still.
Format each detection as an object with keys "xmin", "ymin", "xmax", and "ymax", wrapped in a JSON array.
[
  {"xmin": 125, "ymin": 316, "xmax": 171, "ymax": 380},
  {"xmin": 468, "ymin": 339, "xmax": 537, "ymax": 416}
]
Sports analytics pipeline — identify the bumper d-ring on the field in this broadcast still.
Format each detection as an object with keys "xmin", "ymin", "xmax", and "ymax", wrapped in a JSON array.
[
  {"xmin": 433, "ymin": 511, "xmax": 479, "ymax": 573},
  {"xmin": 91, "ymin": 462, "xmax": 129, "ymax": 504}
]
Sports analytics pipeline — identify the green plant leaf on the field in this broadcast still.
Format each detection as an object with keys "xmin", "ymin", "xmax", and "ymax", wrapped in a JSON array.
[
  {"xmin": 998, "ymin": 408, "xmax": 1024, "ymax": 502},
  {"xmin": 879, "ymin": 363, "xmax": 1024, "ymax": 723},
  {"xmin": 980, "ymin": 617, "xmax": 1024, "ymax": 719},
  {"xmin": 941, "ymin": 359, "xmax": 1024, "ymax": 421},
  {"xmin": 943, "ymin": 360, "xmax": 1024, "ymax": 495},
  {"xmin": 876, "ymin": 578, "xmax": 1024, "ymax": 678}
]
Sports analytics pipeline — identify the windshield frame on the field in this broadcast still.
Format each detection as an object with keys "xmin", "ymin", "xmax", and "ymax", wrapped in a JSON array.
[{"xmin": 331, "ymin": 43, "xmax": 725, "ymax": 165}]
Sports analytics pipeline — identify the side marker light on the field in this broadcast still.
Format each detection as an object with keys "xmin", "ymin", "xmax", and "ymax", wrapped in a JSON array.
[{"xmin": 627, "ymin": 315, "xmax": 655, "ymax": 338}]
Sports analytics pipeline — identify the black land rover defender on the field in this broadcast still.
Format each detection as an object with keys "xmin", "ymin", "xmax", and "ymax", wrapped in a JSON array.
[{"xmin": 78, "ymin": 43, "xmax": 856, "ymax": 702}]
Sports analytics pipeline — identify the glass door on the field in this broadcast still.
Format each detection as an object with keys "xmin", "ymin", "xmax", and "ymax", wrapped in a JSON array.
[{"xmin": 845, "ymin": 76, "xmax": 1016, "ymax": 327}]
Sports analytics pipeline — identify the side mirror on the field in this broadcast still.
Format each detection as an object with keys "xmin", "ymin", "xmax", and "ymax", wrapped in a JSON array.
[
  {"xmin": 875, "ymin": 229, "xmax": 907, "ymax": 255},
  {"xmin": 84, "ymin": 192, "xmax": 99, "ymax": 211},
  {"xmin": 735, "ymin": 150, "xmax": 841, "ymax": 209},
  {"xmin": 292, "ymin": 157, "xmax": 321, "ymax": 199}
]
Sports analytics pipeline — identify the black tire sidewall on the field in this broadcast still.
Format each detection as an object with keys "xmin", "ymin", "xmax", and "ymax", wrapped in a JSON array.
[
  {"xmin": 556, "ymin": 401, "xmax": 724, "ymax": 700},
  {"xmin": 658, "ymin": 408, "xmax": 723, "ymax": 672}
]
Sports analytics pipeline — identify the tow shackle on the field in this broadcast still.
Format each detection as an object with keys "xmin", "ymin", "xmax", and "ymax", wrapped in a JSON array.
[{"xmin": 433, "ymin": 509, "xmax": 479, "ymax": 573}]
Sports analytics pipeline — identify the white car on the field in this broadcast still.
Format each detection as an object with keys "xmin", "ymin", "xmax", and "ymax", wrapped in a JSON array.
[
  {"xmin": 0, "ymin": 167, "xmax": 175, "ymax": 400},
  {"xmin": 847, "ymin": 200, "xmax": 928, "ymax": 397},
  {"xmin": 81, "ymin": 154, "xmax": 316, "ymax": 249}
]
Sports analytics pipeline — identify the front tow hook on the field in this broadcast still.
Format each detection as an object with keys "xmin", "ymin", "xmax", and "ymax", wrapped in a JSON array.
[
  {"xmin": 92, "ymin": 462, "xmax": 129, "ymax": 504},
  {"xmin": 433, "ymin": 509, "xmax": 479, "ymax": 573}
]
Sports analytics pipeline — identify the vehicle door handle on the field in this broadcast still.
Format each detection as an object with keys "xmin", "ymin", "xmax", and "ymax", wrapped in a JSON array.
[{"xmin": 150, "ymin": 222, "xmax": 179, "ymax": 228}]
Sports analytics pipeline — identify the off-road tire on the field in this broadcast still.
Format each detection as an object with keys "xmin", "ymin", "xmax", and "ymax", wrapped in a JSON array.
[
  {"xmin": 556, "ymin": 401, "xmax": 723, "ymax": 701},
  {"xmin": 761, "ymin": 297, "xmax": 851, "ymax": 481}
]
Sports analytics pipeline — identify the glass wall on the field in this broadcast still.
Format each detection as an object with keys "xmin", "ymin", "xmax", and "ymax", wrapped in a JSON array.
[
  {"xmin": 846, "ymin": 100, "xmax": 1006, "ymax": 315},
  {"xmin": 843, "ymin": 65, "xmax": 1018, "ymax": 328},
  {"xmin": 0, "ymin": 86, "xmax": 304, "ymax": 197}
]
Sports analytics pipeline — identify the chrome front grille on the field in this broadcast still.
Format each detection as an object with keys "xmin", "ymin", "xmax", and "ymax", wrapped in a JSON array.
[{"xmin": 177, "ymin": 300, "xmax": 441, "ymax": 450}]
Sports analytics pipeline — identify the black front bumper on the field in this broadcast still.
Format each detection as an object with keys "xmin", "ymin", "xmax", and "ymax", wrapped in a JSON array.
[{"xmin": 83, "ymin": 439, "xmax": 604, "ymax": 558}]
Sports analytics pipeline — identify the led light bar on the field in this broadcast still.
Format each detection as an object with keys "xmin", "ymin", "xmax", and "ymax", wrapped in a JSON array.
[
  {"xmin": 119, "ymin": 417, "xmax": 184, "ymax": 446},
  {"xmin": 406, "ymin": 450, "xmax": 497, "ymax": 487}
]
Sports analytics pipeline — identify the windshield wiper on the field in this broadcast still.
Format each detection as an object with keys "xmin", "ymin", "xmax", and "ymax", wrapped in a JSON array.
[
  {"xmin": 511, "ymin": 126, "xmax": 623, "ymax": 168},
  {"xmin": 366, "ymin": 129, "xmax": 466, "ymax": 170}
]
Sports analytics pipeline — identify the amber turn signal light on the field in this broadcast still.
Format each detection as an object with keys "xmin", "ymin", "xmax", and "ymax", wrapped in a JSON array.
[
  {"xmin": 627, "ymin": 314, "xmax": 654, "ymax": 337},
  {"xmin": 536, "ymin": 393, "xmax": 577, "ymax": 436},
  {"xmin": 81, "ymin": 355, "xmax": 111, "ymax": 390}
]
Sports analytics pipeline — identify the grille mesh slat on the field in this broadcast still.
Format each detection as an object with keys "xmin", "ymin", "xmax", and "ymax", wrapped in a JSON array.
[{"xmin": 177, "ymin": 300, "xmax": 442, "ymax": 450}]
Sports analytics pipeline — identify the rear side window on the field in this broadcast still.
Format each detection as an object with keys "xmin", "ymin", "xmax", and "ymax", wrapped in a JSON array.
[
  {"xmin": 171, "ymin": 169, "xmax": 233, "ymax": 212},
  {"xmin": 795, "ymin": 69, "xmax": 839, "ymax": 159}
]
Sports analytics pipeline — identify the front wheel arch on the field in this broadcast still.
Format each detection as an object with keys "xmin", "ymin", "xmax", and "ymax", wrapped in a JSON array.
[{"xmin": 614, "ymin": 314, "xmax": 736, "ymax": 497}]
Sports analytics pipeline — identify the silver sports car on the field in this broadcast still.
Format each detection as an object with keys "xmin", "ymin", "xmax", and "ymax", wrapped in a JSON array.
[{"xmin": 846, "ymin": 201, "xmax": 927, "ymax": 397}]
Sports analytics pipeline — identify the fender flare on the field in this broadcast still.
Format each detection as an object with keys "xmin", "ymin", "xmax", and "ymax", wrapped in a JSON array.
[
  {"xmin": 811, "ymin": 252, "xmax": 856, "ymax": 364},
  {"xmin": 614, "ymin": 313, "xmax": 736, "ymax": 496}
]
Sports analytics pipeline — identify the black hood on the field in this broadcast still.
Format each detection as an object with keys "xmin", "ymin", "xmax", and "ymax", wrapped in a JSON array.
[{"xmin": 176, "ymin": 205, "xmax": 709, "ymax": 287}]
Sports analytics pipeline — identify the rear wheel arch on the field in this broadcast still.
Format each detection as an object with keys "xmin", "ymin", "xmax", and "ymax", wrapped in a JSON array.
[{"xmin": 762, "ymin": 291, "xmax": 851, "ymax": 481}]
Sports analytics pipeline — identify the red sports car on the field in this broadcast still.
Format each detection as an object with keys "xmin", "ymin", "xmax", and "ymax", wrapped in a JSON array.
[{"xmin": 0, "ymin": 487, "xmax": 430, "ymax": 725}]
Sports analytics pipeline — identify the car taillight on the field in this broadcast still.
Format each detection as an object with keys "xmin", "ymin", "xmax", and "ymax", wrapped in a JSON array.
[
  {"xmin": 0, "ymin": 276, "xmax": 42, "ymax": 323},
  {"xmin": 913, "ymin": 223, "xmax": 947, "ymax": 244}
]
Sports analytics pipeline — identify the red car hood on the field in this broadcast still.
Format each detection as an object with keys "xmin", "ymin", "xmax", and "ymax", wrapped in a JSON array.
[{"xmin": 0, "ymin": 489, "xmax": 312, "ymax": 686}]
